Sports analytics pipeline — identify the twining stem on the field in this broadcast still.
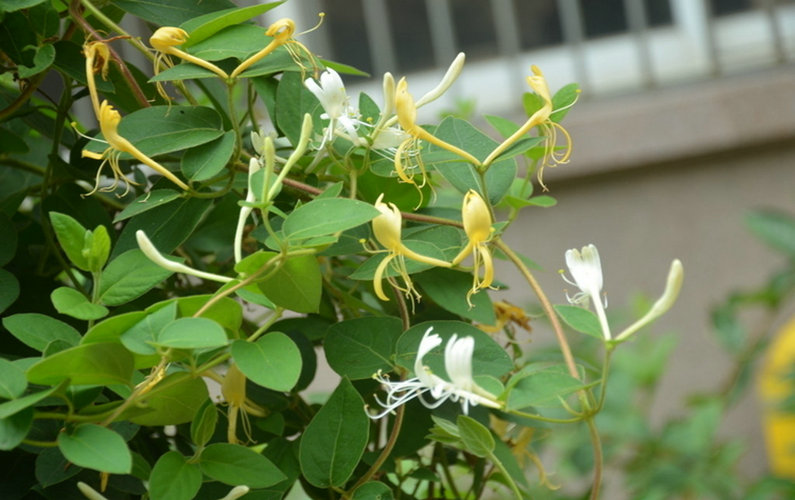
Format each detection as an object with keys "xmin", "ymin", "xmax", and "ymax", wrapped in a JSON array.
[
  {"xmin": 487, "ymin": 450, "xmax": 522, "ymax": 500},
  {"xmin": 347, "ymin": 405, "xmax": 405, "ymax": 496},
  {"xmin": 493, "ymin": 238, "xmax": 579, "ymax": 380},
  {"xmin": 586, "ymin": 417, "xmax": 603, "ymax": 500}
]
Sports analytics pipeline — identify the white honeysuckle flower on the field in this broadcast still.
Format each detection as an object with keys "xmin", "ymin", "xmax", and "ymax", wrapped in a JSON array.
[
  {"xmin": 563, "ymin": 244, "xmax": 612, "ymax": 340},
  {"xmin": 218, "ymin": 485, "xmax": 250, "ymax": 500},
  {"xmin": 136, "ymin": 230, "xmax": 233, "ymax": 283},
  {"xmin": 370, "ymin": 327, "xmax": 502, "ymax": 418},
  {"xmin": 614, "ymin": 259, "xmax": 684, "ymax": 342},
  {"xmin": 304, "ymin": 68, "xmax": 363, "ymax": 146}
]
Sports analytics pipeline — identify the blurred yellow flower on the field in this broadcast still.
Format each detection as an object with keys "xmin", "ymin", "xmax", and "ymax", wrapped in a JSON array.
[{"xmin": 452, "ymin": 190, "xmax": 495, "ymax": 306}]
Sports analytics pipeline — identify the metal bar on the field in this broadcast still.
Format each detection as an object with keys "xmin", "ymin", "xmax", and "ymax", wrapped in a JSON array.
[
  {"xmin": 624, "ymin": 0, "xmax": 655, "ymax": 87},
  {"xmin": 556, "ymin": 0, "xmax": 590, "ymax": 92},
  {"xmin": 362, "ymin": 0, "xmax": 397, "ymax": 77},
  {"xmin": 424, "ymin": 0, "xmax": 457, "ymax": 67},
  {"xmin": 761, "ymin": 0, "xmax": 786, "ymax": 63}
]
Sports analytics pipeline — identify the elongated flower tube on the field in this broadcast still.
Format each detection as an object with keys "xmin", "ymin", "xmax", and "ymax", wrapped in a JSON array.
[
  {"xmin": 136, "ymin": 230, "xmax": 232, "ymax": 283},
  {"xmin": 231, "ymin": 17, "xmax": 319, "ymax": 79},
  {"xmin": 83, "ymin": 41, "xmax": 110, "ymax": 118},
  {"xmin": 563, "ymin": 244, "xmax": 611, "ymax": 340},
  {"xmin": 234, "ymin": 157, "xmax": 262, "ymax": 263},
  {"xmin": 370, "ymin": 194, "xmax": 450, "ymax": 302},
  {"xmin": 221, "ymin": 364, "xmax": 267, "ymax": 445},
  {"xmin": 370, "ymin": 327, "xmax": 502, "ymax": 418},
  {"xmin": 304, "ymin": 68, "xmax": 362, "ymax": 146},
  {"xmin": 614, "ymin": 259, "xmax": 683, "ymax": 342},
  {"xmin": 219, "ymin": 486, "xmax": 251, "ymax": 500},
  {"xmin": 393, "ymin": 78, "xmax": 481, "ymax": 188},
  {"xmin": 452, "ymin": 190, "xmax": 496, "ymax": 306},
  {"xmin": 81, "ymin": 101, "xmax": 190, "ymax": 195},
  {"xmin": 483, "ymin": 66, "xmax": 573, "ymax": 189},
  {"xmin": 150, "ymin": 27, "xmax": 229, "ymax": 80}
]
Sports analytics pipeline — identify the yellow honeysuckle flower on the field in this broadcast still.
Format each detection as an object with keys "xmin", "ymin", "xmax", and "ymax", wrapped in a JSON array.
[
  {"xmin": 150, "ymin": 27, "xmax": 229, "ymax": 81},
  {"xmin": 393, "ymin": 78, "xmax": 481, "ymax": 189},
  {"xmin": 230, "ymin": 16, "xmax": 320, "ymax": 79},
  {"xmin": 82, "ymin": 100, "xmax": 190, "ymax": 196},
  {"xmin": 452, "ymin": 190, "xmax": 495, "ymax": 306},
  {"xmin": 370, "ymin": 194, "xmax": 450, "ymax": 302},
  {"xmin": 760, "ymin": 316, "xmax": 795, "ymax": 478},
  {"xmin": 83, "ymin": 41, "xmax": 110, "ymax": 118},
  {"xmin": 483, "ymin": 65, "xmax": 574, "ymax": 189},
  {"xmin": 221, "ymin": 364, "xmax": 268, "ymax": 445}
]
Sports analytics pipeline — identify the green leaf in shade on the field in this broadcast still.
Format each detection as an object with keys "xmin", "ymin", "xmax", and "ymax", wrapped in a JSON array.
[
  {"xmin": 231, "ymin": 333, "xmax": 301, "ymax": 391},
  {"xmin": 0, "ymin": 358, "xmax": 27, "ymax": 399},
  {"xmin": 0, "ymin": 269, "xmax": 19, "ymax": 314},
  {"xmin": 0, "ymin": 407, "xmax": 33, "ymax": 450},
  {"xmin": 114, "ymin": 0, "xmax": 236, "ymax": 30},
  {"xmin": 746, "ymin": 210, "xmax": 795, "ymax": 257},
  {"xmin": 180, "ymin": 2, "xmax": 283, "ymax": 47},
  {"xmin": 110, "ymin": 197, "xmax": 212, "ymax": 259},
  {"xmin": 113, "ymin": 189, "xmax": 181, "ymax": 223},
  {"xmin": 190, "ymin": 400, "xmax": 218, "ymax": 448},
  {"xmin": 506, "ymin": 364, "xmax": 586, "ymax": 409},
  {"xmin": 120, "ymin": 301, "xmax": 177, "ymax": 356},
  {"xmin": 57, "ymin": 424, "xmax": 132, "ymax": 474},
  {"xmin": 17, "ymin": 43, "xmax": 55, "ymax": 78},
  {"xmin": 86, "ymin": 224, "xmax": 111, "ymax": 272},
  {"xmin": 0, "ymin": 213, "xmax": 17, "ymax": 266},
  {"xmin": 50, "ymin": 287, "xmax": 109, "ymax": 321},
  {"xmin": 186, "ymin": 23, "xmax": 267, "ymax": 61},
  {"xmin": 2, "ymin": 313, "xmax": 81, "ymax": 352},
  {"xmin": 200, "ymin": 443, "xmax": 286, "ymax": 488},
  {"xmin": 154, "ymin": 317, "xmax": 228, "ymax": 350},
  {"xmin": 181, "ymin": 130, "xmax": 235, "ymax": 181},
  {"xmin": 26, "ymin": 342, "xmax": 134, "ymax": 387},
  {"xmin": 395, "ymin": 321, "xmax": 513, "ymax": 380},
  {"xmin": 148, "ymin": 63, "xmax": 217, "ymax": 82},
  {"xmin": 258, "ymin": 254, "xmax": 321, "ymax": 313},
  {"xmin": 49, "ymin": 212, "xmax": 90, "ymax": 270},
  {"xmin": 554, "ymin": 304, "xmax": 604, "ymax": 339},
  {"xmin": 83, "ymin": 105, "xmax": 223, "ymax": 158},
  {"xmin": 128, "ymin": 373, "xmax": 208, "ymax": 426},
  {"xmin": 299, "ymin": 378, "xmax": 369, "ymax": 488},
  {"xmin": 98, "ymin": 250, "xmax": 174, "ymax": 306},
  {"xmin": 35, "ymin": 447, "xmax": 81, "ymax": 487},
  {"xmin": 0, "ymin": 383, "xmax": 64, "ymax": 419},
  {"xmin": 415, "ymin": 268, "xmax": 496, "ymax": 325},
  {"xmin": 283, "ymin": 198, "xmax": 381, "ymax": 241},
  {"xmin": 0, "ymin": 0, "xmax": 46, "ymax": 12},
  {"xmin": 275, "ymin": 71, "xmax": 318, "ymax": 145},
  {"xmin": 457, "ymin": 415, "xmax": 495, "ymax": 458},
  {"xmin": 352, "ymin": 481, "xmax": 394, "ymax": 500},
  {"xmin": 324, "ymin": 317, "xmax": 402, "ymax": 380},
  {"xmin": 148, "ymin": 451, "xmax": 202, "ymax": 500}
]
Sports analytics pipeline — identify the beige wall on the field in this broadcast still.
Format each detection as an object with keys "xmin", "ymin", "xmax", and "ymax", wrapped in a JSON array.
[{"xmin": 496, "ymin": 65, "xmax": 795, "ymax": 479}]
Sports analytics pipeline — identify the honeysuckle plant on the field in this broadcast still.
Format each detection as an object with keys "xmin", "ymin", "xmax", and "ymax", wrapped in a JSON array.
[{"xmin": 0, "ymin": 2, "xmax": 687, "ymax": 500}]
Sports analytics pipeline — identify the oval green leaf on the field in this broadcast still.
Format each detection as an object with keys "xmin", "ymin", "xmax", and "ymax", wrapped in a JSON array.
[
  {"xmin": 155, "ymin": 317, "xmax": 228, "ymax": 349},
  {"xmin": 149, "ymin": 451, "xmax": 202, "ymax": 500},
  {"xmin": 200, "ymin": 443, "xmax": 286, "ymax": 488},
  {"xmin": 231, "ymin": 333, "xmax": 301, "ymax": 392},
  {"xmin": 51, "ymin": 287, "xmax": 109, "ymax": 321},
  {"xmin": 324, "ymin": 317, "xmax": 402, "ymax": 380},
  {"xmin": 181, "ymin": 130, "xmax": 235, "ymax": 181},
  {"xmin": 2, "ymin": 313, "xmax": 81, "ymax": 352},
  {"xmin": 57, "ymin": 424, "xmax": 132, "ymax": 474},
  {"xmin": 26, "ymin": 342, "xmax": 135, "ymax": 387},
  {"xmin": 283, "ymin": 198, "xmax": 381, "ymax": 241}
]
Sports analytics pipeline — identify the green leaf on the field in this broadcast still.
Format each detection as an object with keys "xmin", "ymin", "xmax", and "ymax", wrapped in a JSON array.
[
  {"xmin": 0, "ymin": 383, "xmax": 64, "ymax": 419},
  {"xmin": 26, "ymin": 342, "xmax": 135, "ymax": 386},
  {"xmin": 86, "ymin": 224, "xmax": 111, "ymax": 272},
  {"xmin": 17, "ymin": 43, "xmax": 55, "ymax": 78},
  {"xmin": 0, "ymin": 269, "xmax": 19, "ymax": 314},
  {"xmin": 415, "ymin": 268, "xmax": 497, "ymax": 324},
  {"xmin": 50, "ymin": 287, "xmax": 109, "ymax": 321},
  {"xmin": 200, "ymin": 443, "xmax": 286, "ymax": 488},
  {"xmin": 0, "ymin": 358, "xmax": 26, "ymax": 399},
  {"xmin": 82, "ymin": 311, "xmax": 147, "ymax": 344},
  {"xmin": 154, "ymin": 317, "xmax": 228, "ymax": 349},
  {"xmin": 180, "ymin": 2, "xmax": 284, "ymax": 47},
  {"xmin": 57, "ymin": 424, "xmax": 132, "ymax": 474},
  {"xmin": 115, "ymin": 0, "xmax": 236, "ymax": 27},
  {"xmin": 258, "ymin": 254, "xmax": 322, "ymax": 313},
  {"xmin": 746, "ymin": 210, "xmax": 795, "ymax": 257},
  {"xmin": 0, "ymin": 213, "xmax": 18, "ymax": 266},
  {"xmin": 190, "ymin": 400, "xmax": 218, "ymax": 448},
  {"xmin": 149, "ymin": 451, "xmax": 202, "ymax": 500},
  {"xmin": 176, "ymin": 294, "xmax": 243, "ymax": 333},
  {"xmin": 457, "ymin": 415, "xmax": 495, "ymax": 457},
  {"xmin": 506, "ymin": 364, "xmax": 585, "ymax": 409},
  {"xmin": 49, "ymin": 212, "xmax": 90, "ymax": 271},
  {"xmin": 299, "ymin": 378, "xmax": 369, "ymax": 488},
  {"xmin": 120, "ymin": 302, "xmax": 177, "ymax": 356},
  {"xmin": 551, "ymin": 83, "xmax": 581, "ymax": 123},
  {"xmin": 231, "ymin": 333, "xmax": 301, "ymax": 391},
  {"xmin": 353, "ymin": 482, "xmax": 394, "ymax": 500},
  {"xmin": 526, "ymin": 195, "xmax": 557, "ymax": 207},
  {"xmin": 554, "ymin": 304, "xmax": 604, "ymax": 339},
  {"xmin": 187, "ymin": 23, "xmax": 267, "ymax": 61},
  {"xmin": 395, "ymin": 321, "xmax": 513, "ymax": 379},
  {"xmin": 0, "ymin": 0, "xmax": 45, "ymax": 12},
  {"xmin": 283, "ymin": 198, "xmax": 381, "ymax": 241},
  {"xmin": 0, "ymin": 407, "xmax": 33, "ymax": 450},
  {"xmin": 35, "ymin": 447, "xmax": 81, "ymax": 487},
  {"xmin": 98, "ymin": 250, "xmax": 174, "ymax": 306},
  {"xmin": 129, "ymin": 373, "xmax": 209, "ymax": 426},
  {"xmin": 181, "ymin": 130, "xmax": 235, "ymax": 181},
  {"xmin": 275, "ymin": 71, "xmax": 318, "ymax": 145},
  {"xmin": 324, "ymin": 317, "xmax": 403, "ymax": 380},
  {"xmin": 110, "ymin": 196, "xmax": 212, "ymax": 259},
  {"xmin": 349, "ymin": 240, "xmax": 449, "ymax": 281},
  {"xmin": 3, "ymin": 313, "xmax": 81, "ymax": 352},
  {"xmin": 113, "ymin": 190, "xmax": 181, "ymax": 223}
]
